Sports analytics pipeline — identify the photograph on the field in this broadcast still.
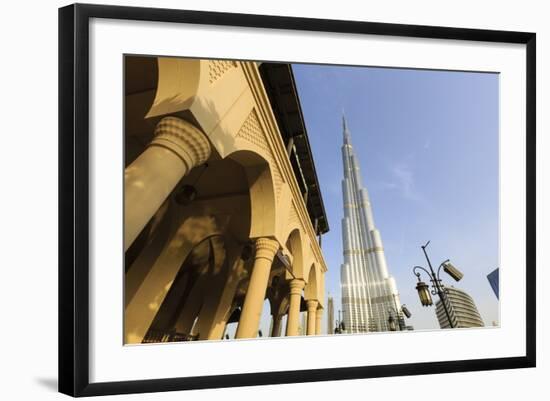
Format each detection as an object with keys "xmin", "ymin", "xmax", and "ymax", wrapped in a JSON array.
[
  {"xmin": 123, "ymin": 55, "xmax": 499, "ymax": 344},
  {"xmin": 0, "ymin": 0, "xmax": 543, "ymax": 398}
]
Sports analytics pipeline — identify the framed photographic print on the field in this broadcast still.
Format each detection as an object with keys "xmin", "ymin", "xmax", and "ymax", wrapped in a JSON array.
[{"xmin": 58, "ymin": 3, "xmax": 536, "ymax": 397}]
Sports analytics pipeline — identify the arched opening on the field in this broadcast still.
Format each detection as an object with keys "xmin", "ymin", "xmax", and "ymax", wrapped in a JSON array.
[
  {"xmin": 284, "ymin": 228, "xmax": 304, "ymax": 280},
  {"xmin": 280, "ymin": 314, "xmax": 288, "ymax": 336},
  {"xmin": 222, "ymin": 306, "xmax": 240, "ymax": 340},
  {"xmin": 305, "ymin": 263, "xmax": 318, "ymax": 301},
  {"xmin": 228, "ymin": 150, "xmax": 277, "ymax": 240},
  {"xmin": 142, "ymin": 234, "xmax": 226, "ymax": 342},
  {"xmin": 258, "ymin": 299, "xmax": 272, "ymax": 338}
]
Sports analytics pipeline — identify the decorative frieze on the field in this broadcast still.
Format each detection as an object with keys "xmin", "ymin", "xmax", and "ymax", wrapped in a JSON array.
[
  {"xmin": 208, "ymin": 60, "xmax": 237, "ymax": 85},
  {"xmin": 236, "ymin": 109, "xmax": 284, "ymax": 201}
]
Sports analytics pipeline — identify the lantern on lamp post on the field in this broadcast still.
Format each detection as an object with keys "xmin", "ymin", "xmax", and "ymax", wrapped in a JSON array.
[
  {"xmin": 401, "ymin": 304, "xmax": 412, "ymax": 319},
  {"xmin": 415, "ymin": 278, "xmax": 433, "ymax": 306}
]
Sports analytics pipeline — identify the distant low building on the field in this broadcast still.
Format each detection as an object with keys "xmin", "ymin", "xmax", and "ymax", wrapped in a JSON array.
[
  {"xmin": 487, "ymin": 268, "xmax": 499, "ymax": 299},
  {"xmin": 436, "ymin": 287, "xmax": 484, "ymax": 329},
  {"xmin": 327, "ymin": 296, "xmax": 335, "ymax": 334}
]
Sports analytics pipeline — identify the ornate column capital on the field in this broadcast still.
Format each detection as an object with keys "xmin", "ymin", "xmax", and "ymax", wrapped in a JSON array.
[
  {"xmin": 151, "ymin": 116, "xmax": 211, "ymax": 171},
  {"xmin": 254, "ymin": 238, "xmax": 280, "ymax": 262},
  {"xmin": 306, "ymin": 299, "xmax": 319, "ymax": 312},
  {"xmin": 289, "ymin": 279, "xmax": 305, "ymax": 296}
]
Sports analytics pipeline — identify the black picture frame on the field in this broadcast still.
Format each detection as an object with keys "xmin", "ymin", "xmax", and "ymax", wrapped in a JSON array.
[{"xmin": 59, "ymin": 3, "xmax": 536, "ymax": 397}]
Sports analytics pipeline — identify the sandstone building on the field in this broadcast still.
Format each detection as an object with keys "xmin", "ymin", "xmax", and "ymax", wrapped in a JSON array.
[{"xmin": 124, "ymin": 57, "xmax": 329, "ymax": 344}]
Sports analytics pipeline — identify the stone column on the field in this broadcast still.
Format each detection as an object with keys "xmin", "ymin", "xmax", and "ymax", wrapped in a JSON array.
[
  {"xmin": 315, "ymin": 307, "xmax": 323, "ymax": 335},
  {"xmin": 306, "ymin": 300, "xmax": 318, "ymax": 335},
  {"xmin": 271, "ymin": 314, "xmax": 283, "ymax": 337},
  {"xmin": 124, "ymin": 116, "xmax": 211, "ymax": 250},
  {"xmin": 285, "ymin": 279, "xmax": 305, "ymax": 336},
  {"xmin": 235, "ymin": 238, "xmax": 279, "ymax": 339}
]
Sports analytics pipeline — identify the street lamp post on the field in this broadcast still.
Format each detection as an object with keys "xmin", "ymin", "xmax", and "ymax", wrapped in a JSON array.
[
  {"xmin": 387, "ymin": 302, "xmax": 412, "ymax": 331},
  {"xmin": 387, "ymin": 312, "xmax": 398, "ymax": 332},
  {"xmin": 334, "ymin": 310, "xmax": 346, "ymax": 334},
  {"xmin": 412, "ymin": 241, "xmax": 464, "ymax": 329}
]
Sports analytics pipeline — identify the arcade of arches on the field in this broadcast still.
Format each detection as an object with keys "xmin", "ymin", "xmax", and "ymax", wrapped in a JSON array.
[{"xmin": 124, "ymin": 56, "xmax": 329, "ymax": 343}]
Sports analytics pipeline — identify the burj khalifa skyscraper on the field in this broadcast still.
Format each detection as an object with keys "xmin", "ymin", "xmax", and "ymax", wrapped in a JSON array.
[{"xmin": 340, "ymin": 115, "xmax": 402, "ymax": 333}]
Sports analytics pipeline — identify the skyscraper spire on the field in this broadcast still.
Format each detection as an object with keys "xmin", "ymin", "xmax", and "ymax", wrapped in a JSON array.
[
  {"xmin": 342, "ymin": 111, "xmax": 351, "ymax": 145},
  {"xmin": 340, "ymin": 116, "xmax": 402, "ymax": 333}
]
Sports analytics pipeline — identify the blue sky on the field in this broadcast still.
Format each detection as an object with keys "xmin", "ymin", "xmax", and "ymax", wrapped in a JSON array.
[{"xmin": 291, "ymin": 63, "xmax": 500, "ymax": 331}]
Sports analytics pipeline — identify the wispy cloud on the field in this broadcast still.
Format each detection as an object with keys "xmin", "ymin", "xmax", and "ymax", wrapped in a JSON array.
[{"xmin": 382, "ymin": 162, "xmax": 422, "ymax": 202}]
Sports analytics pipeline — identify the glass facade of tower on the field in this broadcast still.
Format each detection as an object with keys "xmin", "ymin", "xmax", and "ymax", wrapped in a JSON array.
[{"xmin": 339, "ymin": 116, "xmax": 402, "ymax": 333}]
